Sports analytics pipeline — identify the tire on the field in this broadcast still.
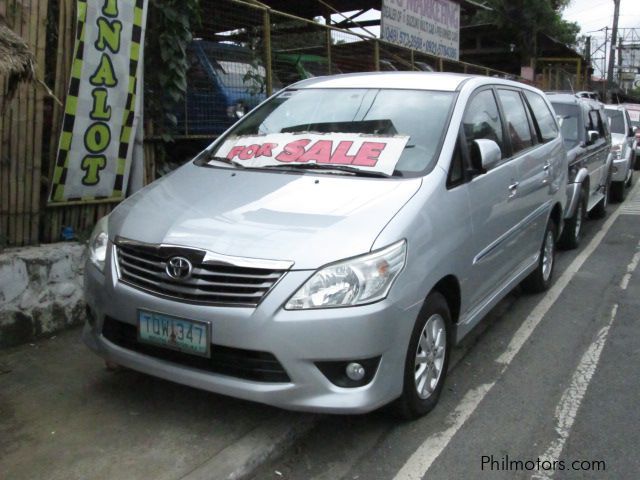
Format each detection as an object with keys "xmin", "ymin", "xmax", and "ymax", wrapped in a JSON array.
[
  {"xmin": 590, "ymin": 169, "xmax": 611, "ymax": 219},
  {"xmin": 610, "ymin": 180, "xmax": 627, "ymax": 203},
  {"xmin": 559, "ymin": 190, "xmax": 585, "ymax": 250},
  {"xmin": 626, "ymin": 168, "xmax": 634, "ymax": 188},
  {"xmin": 521, "ymin": 220, "xmax": 557, "ymax": 293},
  {"xmin": 393, "ymin": 291, "xmax": 452, "ymax": 420}
]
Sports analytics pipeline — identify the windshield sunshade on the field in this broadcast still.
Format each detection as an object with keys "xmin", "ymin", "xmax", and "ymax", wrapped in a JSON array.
[{"xmin": 207, "ymin": 88, "xmax": 456, "ymax": 177}]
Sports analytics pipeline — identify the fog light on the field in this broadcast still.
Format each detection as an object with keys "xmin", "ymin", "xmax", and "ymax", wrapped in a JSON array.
[{"xmin": 346, "ymin": 362, "xmax": 365, "ymax": 381}]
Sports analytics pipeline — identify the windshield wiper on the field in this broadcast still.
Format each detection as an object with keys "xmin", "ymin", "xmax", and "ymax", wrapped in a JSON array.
[
  {"xmin": 261, "ymin": 163, "xmax": 391, "ymax": 178},
  {"xmin": 206, "ymin": 156, "xmax": 246, "ymax": 169}
]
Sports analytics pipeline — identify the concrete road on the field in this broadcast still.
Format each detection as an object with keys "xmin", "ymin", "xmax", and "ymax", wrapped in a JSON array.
[{"xmin": 250, "ymin": 183, "xmax": 640, "ymax": 480}]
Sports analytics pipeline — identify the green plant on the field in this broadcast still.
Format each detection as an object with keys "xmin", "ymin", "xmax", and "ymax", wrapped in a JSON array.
[{"xmin": 145, "ymin": 0, "xmax": 201, "ymax": 141}]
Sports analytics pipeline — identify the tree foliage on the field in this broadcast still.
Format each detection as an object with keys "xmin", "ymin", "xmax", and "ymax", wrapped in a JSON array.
[
  {"xmin": 145, "ymin": 0, "xmax": 201, "ymax": 140},
  {"xmin": 473, "ymin": 0, "xmax": 580, "ymax": 64}
]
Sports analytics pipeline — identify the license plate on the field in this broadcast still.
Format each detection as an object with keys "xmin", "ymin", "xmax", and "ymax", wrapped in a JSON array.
[{"xmin": 137, "ymin": 310, "xmax": 210, "ymax": 357}]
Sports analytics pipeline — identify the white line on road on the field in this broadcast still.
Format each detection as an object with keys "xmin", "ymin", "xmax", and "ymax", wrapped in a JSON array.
[
  {"xmin": 530, "ymin": 304, "xmax": 619, "ymax": 480},
  {"xmin": 619, "ymin": 241, "xmax": 640, "ymax": 290},
  {"xmin": 392, "ymin": 180, "xmax": 640, "ymax": 480},
  {"xmin": 392, "ymin": 383, "xmax": 495, "ymax": 480}
]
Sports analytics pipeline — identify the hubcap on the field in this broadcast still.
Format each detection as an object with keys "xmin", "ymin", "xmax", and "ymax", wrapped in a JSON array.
[
  {"xmin": 414, "ymin": 314, "xmax": 446, "ymax": 399},
  {"xmin": 542, "ymin": 230, "xmax": 555, "ymax": 282}
]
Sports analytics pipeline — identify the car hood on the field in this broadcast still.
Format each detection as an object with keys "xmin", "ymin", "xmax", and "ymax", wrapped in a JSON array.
[{"xmin": 109, "ymin": 163, "xmax": 422, "ymax": 270}]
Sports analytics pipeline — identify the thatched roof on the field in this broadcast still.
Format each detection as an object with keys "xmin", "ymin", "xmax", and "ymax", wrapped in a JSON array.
[{"xmin": 0, "ymin": 17, "xmax": 36, "ymax": 102}]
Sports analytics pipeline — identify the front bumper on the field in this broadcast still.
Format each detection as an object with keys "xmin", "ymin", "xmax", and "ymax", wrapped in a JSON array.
[
  {"xmin": 611, "ymin": 151, "xmax": 632, "ymax": 182},
  {"xmin": 83, "ymin": 248, "xmax": 419, "ymax": 414}
]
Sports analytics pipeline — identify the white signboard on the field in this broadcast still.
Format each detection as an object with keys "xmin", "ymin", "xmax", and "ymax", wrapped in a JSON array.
[
  {"xmin": 49, "ymin": 0, "xmax": 148, "ymax": 204},
  {"xmin": 381, "ymin": 0, "xmax": 460, "ymax": 61},
  {"xmin": 213, "ymin": 133, "xmax": 410, "ymax": 176}
]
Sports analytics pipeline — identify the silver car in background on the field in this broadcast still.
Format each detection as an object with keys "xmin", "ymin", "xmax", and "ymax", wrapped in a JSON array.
[
  {"xmin": 548, "ymin": 94, "xmax": 612, "ymax": 249},
  {"xmin": 84, "ymin": 73, "xmax": 567, "ymax": 418},
  {"xmin": 604, "ymin": 104, "xmax": 637, "ymax": 202}
]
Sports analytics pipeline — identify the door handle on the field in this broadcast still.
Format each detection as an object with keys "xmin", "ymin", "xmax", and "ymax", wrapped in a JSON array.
[
  {"xmin": 543, "ymin": 162, "xmax": 551, "ymax": 172},
  {"xmin": 508, "ymin": 181, "xmax": 519, "ymax": 198}
]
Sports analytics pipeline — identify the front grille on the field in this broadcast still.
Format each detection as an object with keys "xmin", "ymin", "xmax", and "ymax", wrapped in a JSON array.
[
  {"xmin": 115, "ymin": 241, "xmax": 286, "ymax": 306},
  {"xmin": 102, "ymin": 317, "xmax": 291, "ymax": 383}
]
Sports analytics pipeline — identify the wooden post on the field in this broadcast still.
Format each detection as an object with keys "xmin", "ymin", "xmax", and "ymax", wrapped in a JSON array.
[
  {"xmin": 374, "ymin": 40, "xmax": 380, "ymax": 71},
  {"xmin": 263, "ymin": 9, "xmax": 273, "ymax": 96}
]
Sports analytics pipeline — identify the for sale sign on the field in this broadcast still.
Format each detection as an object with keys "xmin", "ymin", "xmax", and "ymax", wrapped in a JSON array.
[{"xmin": 213, "ymin": 133, "xmax": 410, "ymax": 176}]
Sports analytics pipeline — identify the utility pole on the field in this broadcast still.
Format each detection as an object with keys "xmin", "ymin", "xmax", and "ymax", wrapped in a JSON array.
[
  {"xmin": 602, "ymin": 26, "xmax": 608, "ymax": 100},
  {"xmin": 617, "ymin": 38, "xmax": 624, "ymax": 88},
  {"xmin": 606, "ymin": 0, "xmax": 621, "ymax": 89},
  {"xmin": 585, "ymin": 36, "xmax": 591, "ymax": 90}
]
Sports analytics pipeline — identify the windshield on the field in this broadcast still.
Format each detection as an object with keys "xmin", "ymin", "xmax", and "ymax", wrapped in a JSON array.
[
  {"xmin": 552, "ymin": 103, "xmax": 580, "ymax": 149},
  {"xmin": 206, "ymin": 88, "xmax": 456, "ymax": 177},
  {"xmin": 201, "ymin": 43, "xmax": 283, "ymax": 91},
  {"xmin": 605, "ymin": 109, "xmax": 625, "ymax": 134}
]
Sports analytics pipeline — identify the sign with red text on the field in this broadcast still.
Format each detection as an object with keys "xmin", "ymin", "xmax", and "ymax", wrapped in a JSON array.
[{"xmin": 213, "ymin": 134, "xmax": 410, "ymax": 176}]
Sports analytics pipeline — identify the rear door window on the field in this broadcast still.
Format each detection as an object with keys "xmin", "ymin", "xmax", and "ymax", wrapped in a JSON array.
[{"xmin": 498, "ymin": 89, "xmax": 534, "ymax": 154}]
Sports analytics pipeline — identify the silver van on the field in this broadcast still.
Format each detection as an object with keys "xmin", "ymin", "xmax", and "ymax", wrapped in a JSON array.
[{"xmin": 84, "ymin": 73, "xmax": 567, "ymax": 418}]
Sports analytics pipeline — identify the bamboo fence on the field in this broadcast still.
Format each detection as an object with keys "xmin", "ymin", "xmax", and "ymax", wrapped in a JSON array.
[{"xmin": 1, "ymin": 0, "xmax": 48, "ymax": 247}]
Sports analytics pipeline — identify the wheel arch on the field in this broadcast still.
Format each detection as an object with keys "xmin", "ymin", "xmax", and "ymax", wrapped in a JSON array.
[{"xmin": 431, "ymin": 275, "xmax": 461, "ymax": 325}]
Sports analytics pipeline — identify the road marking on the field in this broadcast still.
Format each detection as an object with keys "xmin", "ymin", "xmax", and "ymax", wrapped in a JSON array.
[
  {"xmin": 393, "ymin": 180, "xmax": 640, "ymax": 480},
  {"xmin": 619, "ymin": 187, "xmax": 640, "ymax": 215},
  {"xmin": 392, "ymin": 383, "xmax": 495, "ymax": 480},
  {"xmin": 530, "ymin": 304, "xmax": 618, "ymax": 480},
  {"xmin": 619, "ymin": 240, "xmax": 640, "ymax": 290},
  {"xmin": 496, "ymin": 178, "xmax": 640, "ymax": 365}
]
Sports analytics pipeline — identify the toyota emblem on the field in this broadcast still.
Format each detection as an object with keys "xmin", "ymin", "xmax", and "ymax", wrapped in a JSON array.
[{"xmin": 165, "ymin": 256, "xmax": 193, "ymax": 280}]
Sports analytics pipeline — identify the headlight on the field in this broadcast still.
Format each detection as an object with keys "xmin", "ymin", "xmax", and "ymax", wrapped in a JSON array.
[
  {"xmin": 611, "ymin": 144, "xmax": 622, "ymax": 160},
  {"xmin": 88, "ymin": 216, "xmax": 109, "ymax": 272},
  {"xmin": 285, "ymin": 240, "xmax": 406, "ymax": 310}
]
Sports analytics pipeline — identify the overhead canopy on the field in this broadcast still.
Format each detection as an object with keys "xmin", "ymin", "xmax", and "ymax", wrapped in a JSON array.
[
  {"xmin": 460, "ymin": 23, "xmax": 585, "ymax": 76},
  {"xmin": 202, "ymin": 0, "xmax": 488, "ymax": 34}
]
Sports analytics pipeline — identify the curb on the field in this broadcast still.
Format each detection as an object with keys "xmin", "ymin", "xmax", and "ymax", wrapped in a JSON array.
[{"xmin": 180, "ymin": 412, "xmax": 319, "ymax": 480}]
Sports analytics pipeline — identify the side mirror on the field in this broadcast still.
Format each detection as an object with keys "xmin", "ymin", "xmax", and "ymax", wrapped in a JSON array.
[
  {"xmin": 471, "ymin": 139, "xmax": 502, "ymax": 172},
  {"xmin": 587, "ymin": 130, "xmax": 599, "ymax": 144}
]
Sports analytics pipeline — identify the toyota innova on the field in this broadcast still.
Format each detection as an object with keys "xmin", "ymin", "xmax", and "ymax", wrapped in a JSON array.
[{"xmin": 84, "ymin": 73, "xmax": 567, "ymax": 418}]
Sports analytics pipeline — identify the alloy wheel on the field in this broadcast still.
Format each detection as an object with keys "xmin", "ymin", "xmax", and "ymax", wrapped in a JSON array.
[
  {"xmin": 542, "ymin": 230, "xmax": 555, "ymax": 282},
  {"xmin": 414, "ymin": 314, "xmax": 447, "ymax": 399}
]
